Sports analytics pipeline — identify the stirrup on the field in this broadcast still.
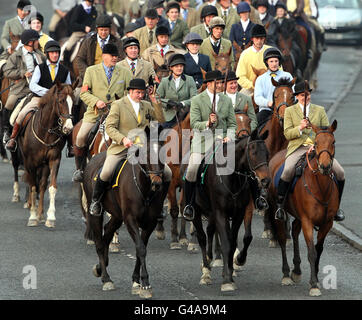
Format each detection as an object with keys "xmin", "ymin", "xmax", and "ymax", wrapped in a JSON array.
[
  {"xmin": 275, "ymin": 207, "xmax": 286, "ymax": 221},
  {"xmin": 3, "ymin": 131, "xmax": 11, "ymax": 144},
  {"xmin": 5, "ymin": 139, "xmax": 17, "ymax": 152},
  {"xmin": 183, "ymin": 204, "xmax": 195, "ymax": 221},
  {"xmin": 89, "ymin": 200, "xmax": 103, "ymax": 217},
  {"xmin": 255, "ymin": 196, "xmax": 269, "ymax": 210}
]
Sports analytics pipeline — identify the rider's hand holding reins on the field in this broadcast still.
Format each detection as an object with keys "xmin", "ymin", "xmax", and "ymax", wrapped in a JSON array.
[
  {"xmin": 96, "ymin": 100, "xmax": 107, "ymax": 109},
  {"xmin": 122, "ymin": 137, "xmax": 133, "ymax": 148},
  {"xmin": 299, "ymin": 118, "xmax": 311, "ymax": 131}
]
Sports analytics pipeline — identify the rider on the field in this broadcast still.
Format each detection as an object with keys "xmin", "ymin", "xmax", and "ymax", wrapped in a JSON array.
[
  {"xmin": 141, "ymin": 25, "xmax": 180, "ymax": 69},
  {"xmin": 190, "ymin": 5, "xmax": 218, "ymax": 40},
  {"xmin": 199, "ymin": 16, "xmax": 234, "ymax": 70},
  {"xmin": 75, "ymin": 14, "xmax": 123, "ymax": 83},
  {"xmin": 255, "ymin": 0, "xmax": 274, "ymax": 26},
  {"xmin": 176, "ymin": 0, "xmax": 199, "ymax": 29},
  {"xmin": 229, "ymin": 2, "xmax": 256, "ymax": 54},
  {"xmin": 1, "ymin": 0, "xmax": 31, "ymax": 58},
  {"xmin": 117, "ymin": 37, "xmax": 156, "ymax": 85},
  {"xmin": 5, "ymin": 41, "xmax": 71, "ymax": 152},
  {"xmin": 254, "ymin": 47, "xmax": 293, "ymax": 127},
  {"xmin": 215, "ymin": 0, "xmax": 239, "ymax": 39},
  {"xmin": 72, "ymin": 43, "xmax": 131, "ymax": 182},
  {"xmin": 183, "ymin": 70, "xmax": 237, "ymax": 221},
  {"xmin": 183, "ymin": 32, "xmax": 212, "ymax": 89},
  {"xmin": 157, "ymin": 53, "xmax": 197, "ymax": 128},
  {"xmin": 165, "ymin": 1, "xmax": 190, "ymax": 49},
  {"xmin": 275, "ymin": 80, "xmax": 345, "ymax": 222},
  {"xmin": 2, "ymin": 29, "xmax": 46, "ymax": 144},
  {"xmin": 266, "ymin": 1, "xmax": 304, "ymax": 79},
  {"xmin": 88, "ymin": 78, "xmax": 172, "ymax": 216},
  {"xmin": 235, "ymin": 24, "xmax": 271, "ymax": 96}
]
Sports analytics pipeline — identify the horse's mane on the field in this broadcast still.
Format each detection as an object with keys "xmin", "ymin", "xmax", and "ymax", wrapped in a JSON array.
[
  {"xmin": 38, "ymin": 83, "xmax": 72, "ymax": 108},
  {"xmin": 276, "ymin": 77, "xmax": 294, "ymax": 87}
]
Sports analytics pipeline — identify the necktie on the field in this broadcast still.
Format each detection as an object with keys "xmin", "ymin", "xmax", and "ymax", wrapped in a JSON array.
[
  {"xmin": 160, "ymin": 48, "xmax": 164, "ymax": 57},
  {"xmin": 149, "ymin": 30, "xmax": 154, "ymax": 45},
  {"xmin": 137, "ymin": 109, "xmax": 141, "ymax": 124},
  {"xmin": 31, "ymin": 53, "xmax": 38, "ymax": 70},
  {"xmin": 50, "ymin": 64, "xmax": 56, "ymax": 81},
  {"xmin": 85, "ymin": 8, "xmax": 91, "ymax": 14},
  {"xmin": 171, "ymin": 21, "xmax": 175, "ymax": 31},
  {"xmin": 100, "ymin": 39, "xmax": 106, "ymax": 50},
  {"xmin": 183, "ymin": 10, "xmax": 188, "ymax": 21},
  {"xmin": 106, "ymin": 67, "xmax": 114, "ymax": 84},
  {"xmin": 130, "ymin": 62, "xmax": 136, "ymax": 75}
]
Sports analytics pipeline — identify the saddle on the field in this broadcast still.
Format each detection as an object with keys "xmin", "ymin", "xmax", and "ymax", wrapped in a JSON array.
[
  {"xmin": 86, "ymin": 117, "xmax": 107, "ymax": 150},
  {"xmin": 9, "ymin": 94, "xmax": 33, "ymax": 126}
]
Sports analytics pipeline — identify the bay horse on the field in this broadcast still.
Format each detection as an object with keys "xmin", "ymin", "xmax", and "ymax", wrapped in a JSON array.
[
  {"xmin": 83, "ymin": 124, "xmax": 169, "ymax": 298},
  {"xmin": 232, "ymin": 40, "xmax": 252, "ymax": 71},
  {"xmin": 16, "ymin": 82, "xmax": 76, "ymax": 227},
  {"xmin": 213, "ymin": 48, "xmax": 233, "ymax": 75},
  {"xmin": 267, "ymin": 120, "xmax": 340, "ymax": 296},
  {"xmin": 182, "ymin": 129, "xmax": 270, "ymax": 291},
  {"xmin": 259, "ymin": 76, "xmax": 296, "ymax": 244}
]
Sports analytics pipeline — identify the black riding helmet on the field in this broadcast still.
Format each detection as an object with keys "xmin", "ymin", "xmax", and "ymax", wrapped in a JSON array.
[
  {"xmin": 20, "ymin": 29, "xmax": 40, "ymax": 45},
  {"xmin": 28, "ymin": 12, "xmax": 44, "ymax": 25},
  {"xmin": 44, "ymin": 40, "xmax": 61, "ymax": 53},
  {"xmin": 123, "ymin": 37, "xmax": 140, "ymax": 51},
  {"xmin": 200, "ymin": 5, "xmax": 218, "ymax": 20},
  {"xmin": 263, "ymin": 47, "xmax": 283, "ymax": 66}
]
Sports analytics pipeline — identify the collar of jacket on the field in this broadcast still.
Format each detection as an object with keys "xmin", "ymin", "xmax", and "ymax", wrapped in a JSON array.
[{"xmin": 168, "ymin": 74, "xmax": 186, "ymax": 81}]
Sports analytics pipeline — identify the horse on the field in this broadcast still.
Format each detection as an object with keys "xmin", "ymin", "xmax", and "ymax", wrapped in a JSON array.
[
  {"xmin": 278, "ymin": 33, "xmax": 295, "ymax": 76},
  {"xmin": 153, "ymin": 62, "xmax": 170, "ymax": 84},
  {"xmin": 83, "ymin": 124, "xmax": 169, "ymax": 298},
  {"xmin": 14, "ymin": 82, "xmax": 76, "ymax": 227},
  {"xmin": 258, "ymin": 76, "xmax": 296, "ymax": 244},
  {"xmin": 267, "ymin": 120, "xmax": 340, "ymax": 296},
  {"xmin": 232, "ymin": 40, "xmax": 252, "ymax": 71},
  {"xmin": 182, "ymin": 129, "xmax": 270, "ymax": 291},
  {"xmin": 213, "ymin": 48, "xmax": 233, "ymax": 75}
]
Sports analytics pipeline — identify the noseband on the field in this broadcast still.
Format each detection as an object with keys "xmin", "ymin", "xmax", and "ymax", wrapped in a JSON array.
[{"xmin": 245, "ymin": 136, "xmax": 268, "ymax": 177}]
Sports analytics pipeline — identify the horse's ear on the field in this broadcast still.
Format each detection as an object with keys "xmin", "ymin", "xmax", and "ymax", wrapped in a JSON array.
[
  {"xmin": 271, "ymin": 77, "xmax": 279, "ymax": 87},
  {"xmin": 251, "ymin": 65, "xmax": 258, "ymax": 76},
  {"xmin": 55, "ymin": 80, "xmax": 63, "ymax": 91},
  {"xmin": 291, "ymin": 77, "xmax": 297, "ymax": 86},
  {"xmin": 243, "ymin": 102, "xmax": 248, "ymax": 113},
  {"xmin": 265, "ymin": 21, "xmax": 270, "ymax": 31},
  {"xmin": 153, "ymin": 61, "xmax": 160, "ymax": 71},
  {"xmin": 330, "ymin": 119, "xmax": 337, "ymax": 132},
  {"xmin": 227, "ymin": 47, "xmax": 232, "ymax": 56}
]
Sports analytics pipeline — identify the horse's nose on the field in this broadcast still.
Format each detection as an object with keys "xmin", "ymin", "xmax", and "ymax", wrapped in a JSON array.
[
  {"xmin": 261, "ymin": 177, "xmax": 271, "ymax": 189},
  {"xmin": 151, "ymin": 175, "xmax": 162, "ymax": 191},
  {"xmin": 63, "ymin": 119, "xmax": 73, "ymax": 135}
]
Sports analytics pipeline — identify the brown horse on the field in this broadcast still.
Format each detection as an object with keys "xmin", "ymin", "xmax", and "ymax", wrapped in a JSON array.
[
  {"xmin": 83, "ymin": 124, "xmax": 169, "ymax": 298},
  {"xmin": 278, "ymin": 33, "xmax": 295, "ymax": 76},
  {"xmin": 267, "ymin": 120, "xmax": 340, "ymax": 296},
  {"xmin": 233, "ymin": 40, "xmax": 252, "ymax": 71},
  {"xmin": 153, "ymin": 62, "xmax": 170, "ymax": 84},
  {"xmin": 16, "ymin": 82, "xmax": 76, "ymax": 227},
  {"xmin": 213, "ymin": 47, "xmax": 233, "ymax": 74}
]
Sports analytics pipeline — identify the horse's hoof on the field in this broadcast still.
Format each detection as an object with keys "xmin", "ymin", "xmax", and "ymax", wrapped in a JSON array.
[
  {"xmin": 281, "ymin": 277, "xmax": 294, "ymax": 286},
  {"xmin": 24, "ymin": 202, "xmax": 30, "ymax": 209},
  {"xmin": 269, "ymin": 240, "xmax": 278, "ymax": 248},
  {"xmin": 38, "ymin": 216, "xmax": 45, "ymax": 224},
  {"xmin": 170, "ymin": 242, "xmax": 182, "ymax": 250},
  {"xmin": 87, "ymin": 240, "xmax": 95, "ymax": 246},
  {"xmin": 92, "ymin": 264, "xmax": 101, "ymax": 278},
  {"xmin": 221, "ymin": 283, "xmax": 236, "ymax": 292},
  {"xmin": 232, "ymin": 270, "xmax": 238, "ymax": 277},
  {"xmin": 109, "ymin": 243, "xmax": 120, "ymax": 253},
  {"xmin": 291, "ymin": 272, "xmax": 301, "ymax": 283},
  {"xmin": 199, "ymin": 277, "xmax": 212, "ymax": 285},
  {"xmin": 187, "ymin": 242, "xmax": 199, "ymax": 253},
  {"xmin": 2, "ymin": 158, "xmax": 10, "ymax": 163},
  {"xmin": 179, "ymin": 238, "xmax": 189, "ymax": 246},
  {"xmin": 102, "ymin": 281, "xmax": 115, "ymax": 291},
  {"xmin": 45, "ymin": 220, "xmax": 55, "ymax": 228},
  {"xmin": 155, "ymin": 230, "xmax": 165, "ymax": 240},
  {"xmin": 233, "ymin": 249, "xmax": 244, "ymax": 270},
  {"xmin": 211, "ymin": 259, "xmax": 223, "ymax": 267},
  {"xmin": 139, "ymin": 286, "xmax": 153, "ymax": 299},
  {"xmin": 309, "ymin": 288, "xmax": 322, "ymax": 297},
  {"xmin": 262, "ymin": 230, "xmax": 272, "ymax": 239},
  {"xmin": 11, "ymin": 195, "xmax": 20, "ymax": 202},
  {"xmin": 27, "ymin": 219, "xmax": 39, "ymax": 227},
  {"xmin": 132, "ymin": 282, "xmax": 141, "ymax": 295},
  {"xmin": 254, "ymin": 209, "xmax": 265, "ymax": 216}
]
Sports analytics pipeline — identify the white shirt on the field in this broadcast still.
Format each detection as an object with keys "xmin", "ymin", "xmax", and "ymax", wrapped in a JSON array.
[
  {"xmin": 190, "ymin": 52, "xmax": 199, "ymax": 64},
  {"xmin": 22, "ymin": 47, "xmax": 40, "ymax": 73},
  {"xmin": 156, "ymin": 44, "xmax": 170, "ymax": 55},
  {"xmin": 126, "ymin": 57, "xmax": 138, "ymax": 69},
  {"xmin": 173, "ymin": 76, "xmax": 181, "ymax": 90},
  {"xmin": 127, "ymin": 94, "xmax": 140, "ymax": 118},
  {"xmin": 168, "ymin": 18, "xmax": 177, "ymax": 30},
  {"xmin": 209, "ymin": 36, "xmax": 220, "ymax": 47},
  {"xmin": 97, "ymin": 34, "xmax": 110, "ymax": 48},
  {"xmin": 81, "ymin": 1, "xmax": 92, "ymax": 11},
  {"xmin": 208, "ymin": 0, "xmax": 217, "ymax": 6},
  {"xmin": 206, "ymin": 88, "xmax": 220, "ymax": 112},
  {"xmin": 240, "ymin": 19, "xmax": 250, "ymax": 31},
  {"xmin": 259, "ymin": 12, "xmax": 267, "ymax": 21},
  {"xmin": 226, "ymin": 92, "xmax": 236, "ymax": 108}
]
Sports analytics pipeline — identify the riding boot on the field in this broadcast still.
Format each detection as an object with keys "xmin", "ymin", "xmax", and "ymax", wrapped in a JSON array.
[
  {"xmin": 89, "ymin": 177, "xmax": 108, "ymax": 216},
  {"xmin": 5, "ymin": 122, "xmax": 21, "ymax": 152},
  {"xmin": 249, "ymin": 177, "xmax": 268, "ymax": 211},
  {"xmin": 334, "ymin": 180, "xmax": 345, "ymax": 221},
  {"xmin": 275, "ymin": 179, "xmax": 291, "ymax": 221},
  {"xmin": 72, "ymin": 145, "xmax": 87, "ymax": 182},
  {"xmin": 183, "ymin": 179, "xmax": 196, "ymax": 221},
  {"xmin": 2, "ymin": 108, "xmax": 12, "ymax": 144}
]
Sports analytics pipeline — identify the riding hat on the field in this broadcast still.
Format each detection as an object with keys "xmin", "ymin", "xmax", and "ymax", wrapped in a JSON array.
[
  {"xmin": 200, "ymin": 5, "xmax": 218, "ymax": 19},
  {"xmin": 127, "ymin": 78, "xmax": 147, "ymax": 91},
  {"xmin": 166, "ymin": 1, "xmax": 180, "ymax": 13},
  {"xmin": 17, "ymin": 0, "xmax": 31, "ymax": 9},
  {"xmin": 96, "ymin": 14, "xmax": 112, "ymax": 28},
  {"xmin": 183, "ymin": 32, "xmax": 203, "ymax": 45},
  {"xmin": 123, "ymin": 37, "xmax": 140, "ymax": 51},
  {"xmin": 293, "ymin": 81, "xmax": 312, "ymax": 96},
  {"xmin": 237, "ymin": 2, "xmax": 251, "ymax": 14},
  {"xmin": 20, "ymin": 29, "xmax": 40, "ymax": 45},
  {"xmin": 255, "ymin": 0, "xmax": 269, "ymax": 9},
  {"xmin": 28, "ymin": 12, "xmax": 44, "ymax": 25},
  {"xmin": 44, "ymin": 40, "xmax": 61, "ymax": 53},
  {"xmin": 209, "ymin": 16, "xmax": 226, "ymax": 30},
  {"xmin": 250, "ymin": 24, "xmax": 267, "ymax": 38},
  {"xmin": 124, "ymin": 22, "xmax": 138, "ymax": 34},
  {"xmin": 148, "ymin": 0, "xmax": 165, "ymax": 9},
  {"xmin": 263, "ymin": 47, "xmax": 283, "ymax": 64},
  {"xmin": 145, "ymin": 8, "xmax": 159, "ymax": 19},
  {"xmin": 204, "ymin": 70, "xmax": 223, "ymax": 83},
  {"xmin": 156, "ymin": 25, "xmax": 171, "ymax": 37},
  {"xmin": 168, "ymin": 53, "xmax": 186, "ymax": 67},
  {"xmin": 225, "ymin": 71, "xmax": 239, "ymax": 82},
  {"xmin": 102, "ymin": 43, "xmax": 119, "ymax": 56},
  {"xmin": 275, "ymin": 1, "xmax": 287, "ymax": 11}
]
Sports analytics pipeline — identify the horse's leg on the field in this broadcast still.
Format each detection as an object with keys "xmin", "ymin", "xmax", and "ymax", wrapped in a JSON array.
[
  {"xmin": 179, "ymin": 189, "xmax": 188, "ymax": 246},
  {"xmin": 187, "ymin": 220, "xmax": 199, "ymax": 253},
  {"xmin": 236, "ymin": 199, "xmax": 254, "ymax": 269},
  {"xmin": 37, "ymin": 166, "xmax": 50, "ymax": 224},
  {"xmin": 106, "ymin": 212, "xmax": 120, "ymax": 253},
  {"xmin": 206, "ymin": 220, "xmax": 215, "ymax": 263},
  {"xmin": 291, "ymin": 218, "xmax": 302, "ymax": 283},
  {"xmin": 262, "ymin": 207, "xmax": 273, "ymax": 240},
  {"xmin": 301, "ymin": 218, "xmax": 320, "ymax": 295},
  {"xmin": 169, "ymin": 186, "xmax": 181, "ymax": 249},
  {"xmin": 11, "ymin": 151, "xmax": 20, "ymax": 202},
  {"xmin": 213, "ymin": 231, "xmax": 223, "ymax": 267},
  {"xmin": 45, "ymin": 159, "xmax": 61, "ymax": 228},
  {"xmin": 229, "ymin": 213, "xmax": 244, "ymax": 283}
]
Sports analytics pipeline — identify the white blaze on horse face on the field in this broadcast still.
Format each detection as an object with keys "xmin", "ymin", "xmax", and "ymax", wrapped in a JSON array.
[
  {"xmin": 63, "ymin": 95, "xmax": 73, "ymax": 133},
  {"xmin": 238, "ymin": 115, "xmax": 244, "ymax": 122}
]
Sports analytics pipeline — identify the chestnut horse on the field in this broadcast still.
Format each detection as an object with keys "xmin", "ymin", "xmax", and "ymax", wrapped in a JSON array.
[
  {"xmin": 267, "ymin": 120, "xmax": 340, "ymax": 296},
  {"xmin": 83, "ymin": 124, "xmax": 169, "ymax": 298},
  {"xmin": 16, "ymin": 82, "xmax": 76, "ymax": 227},
  {"xmin": 232, "ymin": 40, "xmax": 252, "ymax": 71}
]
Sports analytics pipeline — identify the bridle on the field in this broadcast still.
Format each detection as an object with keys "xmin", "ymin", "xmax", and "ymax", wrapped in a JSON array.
[
  {"xmin": 235, "ymin": 110, "xmax": 251, "ymax": 138},
  {"xmin": 272, "ymin": 85, "xmax": 294, "ymax": 123}
]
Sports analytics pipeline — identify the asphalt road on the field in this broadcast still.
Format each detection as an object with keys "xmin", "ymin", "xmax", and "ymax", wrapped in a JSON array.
[{"xmin": 0, "ymin": 0, "xmax": 361, "ymax": 303}]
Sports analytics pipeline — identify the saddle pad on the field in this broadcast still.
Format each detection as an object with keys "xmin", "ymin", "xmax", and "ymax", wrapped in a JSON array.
[{"xmin": 111, "ymin": 158, "xmax": 128, "ymax": 188}]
